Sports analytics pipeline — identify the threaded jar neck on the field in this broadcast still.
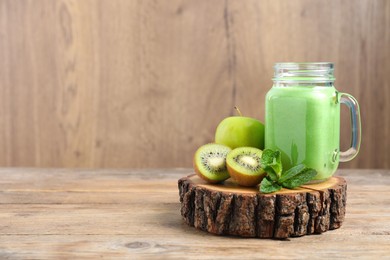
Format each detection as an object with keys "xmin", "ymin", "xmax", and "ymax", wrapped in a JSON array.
[{"xmin": 273, "ymin": 62, "xmax": 335, "ymax": 84}]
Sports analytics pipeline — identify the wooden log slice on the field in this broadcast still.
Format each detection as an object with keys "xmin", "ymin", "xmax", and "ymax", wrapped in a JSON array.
[{"xmin": 178, "ymin": 174, "xmax": 347, "ymax": 239}]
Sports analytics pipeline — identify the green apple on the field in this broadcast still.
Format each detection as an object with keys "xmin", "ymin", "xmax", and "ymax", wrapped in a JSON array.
[{"xmin": 215, "ymin": 107, "xmax": 265, "ymax": 149}]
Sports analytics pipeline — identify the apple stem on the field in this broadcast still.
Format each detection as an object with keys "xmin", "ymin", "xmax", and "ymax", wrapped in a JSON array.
[{"xmin": 234, "ymin": 106, "xmax": 243, "ymax": 116}]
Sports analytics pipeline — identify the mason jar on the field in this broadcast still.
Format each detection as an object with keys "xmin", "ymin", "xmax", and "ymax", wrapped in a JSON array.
[{"xmin": 265, "ymin": 62, "xmax": 361, "ymax": 182}]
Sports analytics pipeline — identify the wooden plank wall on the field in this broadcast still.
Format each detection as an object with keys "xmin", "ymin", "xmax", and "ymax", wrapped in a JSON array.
[{"xmin": 0, "ymin": 0, "xmax": 389, "ymax": 169}]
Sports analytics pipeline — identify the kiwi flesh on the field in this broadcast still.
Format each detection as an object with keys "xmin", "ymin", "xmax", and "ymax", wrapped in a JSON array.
[
  {"xmin": 226, "ymin": 147, "xmax": 265, "ymax": 187},
  {"xmin": 193, "ymin": 143, "xmax": 232, "ymax": 183}
]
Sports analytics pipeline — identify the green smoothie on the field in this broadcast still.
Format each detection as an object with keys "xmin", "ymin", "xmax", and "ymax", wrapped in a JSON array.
[{"xmin": 265, "ymin": 85, "xmax": 340, "ymax": 181}]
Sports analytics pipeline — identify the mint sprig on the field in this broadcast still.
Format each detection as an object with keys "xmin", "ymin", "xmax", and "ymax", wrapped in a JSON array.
[
  {"xmin": 260, "ymin": 176, "xmax": 282, "ymax": 193},
  {"xmin": 259, "ymin": 149, "xmax": 317, "ymax": 194},
  {"xmin": 281, "ymin": 167, "xmax": 317, "ymax": 189},
  {"xmin": 260, "ymin": 149, "xmax": 282, "ymax": 181}
]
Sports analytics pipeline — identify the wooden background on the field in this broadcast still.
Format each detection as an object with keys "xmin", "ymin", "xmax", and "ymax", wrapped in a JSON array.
[{"xmin": 0, "ymin": 0, "xmax": 389, "ymax": 169}]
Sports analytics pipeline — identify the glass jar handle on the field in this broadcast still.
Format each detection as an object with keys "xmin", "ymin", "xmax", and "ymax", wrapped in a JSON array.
[{"xmin": 339, "ymin": 93, "xmax": 361, "ymax": 162}]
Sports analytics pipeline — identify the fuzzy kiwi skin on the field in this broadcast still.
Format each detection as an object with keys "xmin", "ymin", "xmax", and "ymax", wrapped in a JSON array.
[
  {"xmin": 193, "ymin": 157, "xmax": 227, "ymax": 184},
  {"xmin": 226, "ymin": 163, "xmax": 266, "ymax": 187}
]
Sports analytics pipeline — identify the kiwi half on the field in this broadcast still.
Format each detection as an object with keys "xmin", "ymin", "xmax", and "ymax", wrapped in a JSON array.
[
  {"xmin": 226, "ymin": 147, "xmax": 265, "ymax": 187},
  {"xmin": 193, "ymin": 143, "xmax": 232, "ymax": 183}
]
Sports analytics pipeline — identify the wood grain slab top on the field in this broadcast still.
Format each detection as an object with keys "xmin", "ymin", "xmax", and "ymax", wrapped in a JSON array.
[{"xmin": 0, "ymin": 168, "xmax": 389, "ymax": 259}]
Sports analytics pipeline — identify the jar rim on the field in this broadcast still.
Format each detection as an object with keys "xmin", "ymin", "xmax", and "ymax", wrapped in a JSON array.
[
  {"xmin": 274, "ymin": 62, "xmax": 334, "ymax": 67},
  {"xmin": 273, "ymin": 62, "xmax": 335, "ymax": 83}
]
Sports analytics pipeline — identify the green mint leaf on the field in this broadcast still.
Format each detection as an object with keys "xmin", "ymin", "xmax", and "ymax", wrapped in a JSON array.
[
  {"xmin": 260, "ymin": 149, "xmax": 282, "ymax": 179},
  {"xmin": 279, "ymin": 164, "xmax": 306, "ymax": 183},
  {"xmin": 281, "ymin": 168, "xmax": 317, "ymax": 189},
  {"xmin": 262, "ymin": 166, "xmax": 278, "ymax": 181},
  {"xmin": 260, "ymin": 176, "xmax": 282, "ymax": 194}
]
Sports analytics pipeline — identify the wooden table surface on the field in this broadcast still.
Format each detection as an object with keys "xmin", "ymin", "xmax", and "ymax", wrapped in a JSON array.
[{"xmin": 0, "ymin": 168, "xmax": 389, "ymax": 259}]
